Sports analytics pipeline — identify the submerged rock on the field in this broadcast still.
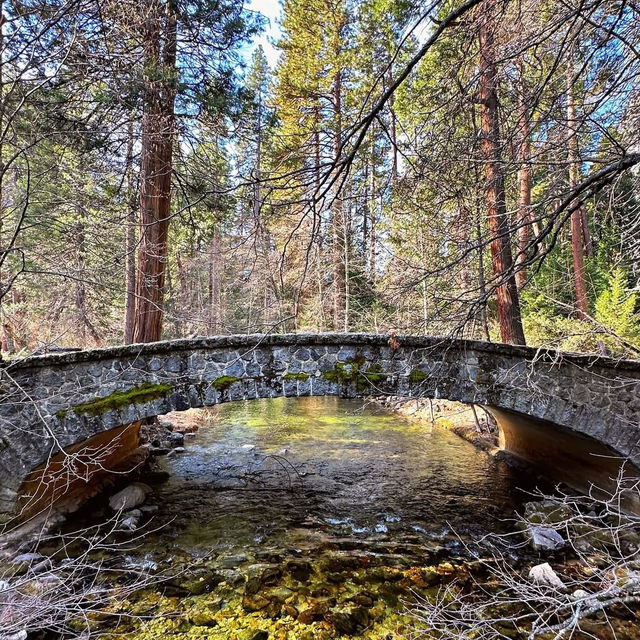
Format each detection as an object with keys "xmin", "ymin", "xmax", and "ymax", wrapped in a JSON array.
[
  {"xmin": 239, "ymin": 630, "xmax": 269, "ymax": 640},
  {"xmin": 189, "ymin": 597, "xmax": 222, "ymax": 626},
  {"xmin": 284, "ymin": 559, "xmax": 312, "ymax": 582},
  {"xmin": 328, "ymin": 604, "xmax": 370, "ymax": 635},
  {"xmin": 109, "ymin": 483, "xmax": 151, "ymax": 511},
  {"xmin": 165, "ymin": 568, "xmax": 222, "ymax": 596},
  {"xmin": 218, "ymin": 553, "xmax": 250, "ymax": 569}
]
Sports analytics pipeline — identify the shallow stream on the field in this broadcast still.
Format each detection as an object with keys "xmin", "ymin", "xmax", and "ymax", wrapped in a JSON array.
[{"xmin": 91, "ymin": 397, "xmax": 540, "ymax": 639}]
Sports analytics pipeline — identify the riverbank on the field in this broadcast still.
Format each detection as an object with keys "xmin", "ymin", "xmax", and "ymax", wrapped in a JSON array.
[{"xmin": 372, "ymin": 396, "xmax": 499, "ymax": 452}]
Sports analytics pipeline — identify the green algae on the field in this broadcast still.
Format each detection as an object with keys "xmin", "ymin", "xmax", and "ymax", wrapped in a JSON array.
[
  {"xmin": 282, "ymin": 372, "xmax": 310, "ymax": 381},
  {"xmin": 212, "ymin": 376, "xmax": 241, "ymax": 392},
  {"xmin": 68, "ymin": 382, "xmax": 173, "ymax": 417},
  {"xmin": 408, "ymin": 369, "xmax": 429, "ymax": 384},
  {"xmin": 98, "ymin": 553, "xmax": 436, "ymax": 640},
  {"xmin": 321, "ymin": 358, "xmax": 388, "ymax": 392}
]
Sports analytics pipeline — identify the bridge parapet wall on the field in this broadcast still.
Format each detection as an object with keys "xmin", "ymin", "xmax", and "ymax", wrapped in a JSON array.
[{"xmin": 1, "ymin": 333, "xmax": 639, "ymax": 514}]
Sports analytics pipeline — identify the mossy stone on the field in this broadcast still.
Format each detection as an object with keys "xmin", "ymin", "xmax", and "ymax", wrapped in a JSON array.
[
  {"xmin": 70, "ymin": 382, "xmax": 173, "ymax": 417},
  {"xmin": 213, "ymin": 376, "xmax": 240, "ymax": 392}
]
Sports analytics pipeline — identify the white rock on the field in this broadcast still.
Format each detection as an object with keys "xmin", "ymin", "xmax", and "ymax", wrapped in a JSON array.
[
  {"xmin": 166, "ymin": 446, "xmax": 185, "ymax": 458},
  {"xmin": 121, "ymin": 513, "xmax": 142, "ymax": 531},
  {"xmin": 529, "ymin": 562, "xmax": 564, "ymax": 589},
  {"xmin": 109, "ymin": 483, "xmax": 151, "ymax": 511}
]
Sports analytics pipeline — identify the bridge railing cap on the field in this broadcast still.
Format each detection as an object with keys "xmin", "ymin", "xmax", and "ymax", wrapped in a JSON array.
[{"xmin": 1, "ymin": 333, "xmax": 639, "ymax": 372}]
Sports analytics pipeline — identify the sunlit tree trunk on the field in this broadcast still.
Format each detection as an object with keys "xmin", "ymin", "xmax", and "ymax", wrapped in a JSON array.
[
  {"xmin": 331, "ymin": 66, "xmax": 347, "ymax": 331},
  {"xmin": 478, "ymin": 3, "xmax": 526, "ymax": 345},
  {"xmin": 566, "ymin": 43, "xmax": 590, "ymax": 320},
  {"xmin": 132, "ymin": 0, "xmax": 177, "ymax": 343},
  {"xmin": 515, "ymin": 57, "xmax": 532, "ymax": 293},
  {"xmin": 369, "ymin": 125, "xmax": 376, "ymax": 284}
]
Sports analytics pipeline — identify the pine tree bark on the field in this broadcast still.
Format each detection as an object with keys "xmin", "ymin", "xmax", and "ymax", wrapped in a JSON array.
[
  {"xmin": 132, "ymin": 0, "xmax": 177, "ymax": 343},
  {"xmin": 369, "ymin": 129, "xmax": 376, "ymax": 284},
  {"xmin": 515, "ymin": 58, "xmax": 532, "ymax": 293},
  {"xmin": 567, "ymin": 44, "xmax": 590, "ymax": 320},
  {"xmin": 478, "ymin": 4, "xmax": 526, "ymax": 345},
  {"xmin": 331, "ymin": 66, "xmax": 347, "ymax": 331},
  {"xmin": 124, "ymin": 118, "xmax": 137, "ymax": 344}
]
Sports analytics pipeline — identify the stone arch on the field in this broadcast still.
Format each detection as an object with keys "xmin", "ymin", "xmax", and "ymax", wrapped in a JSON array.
[{"xmin": 1, "ymin": 333, "xmax": 639, "ymax": 515}]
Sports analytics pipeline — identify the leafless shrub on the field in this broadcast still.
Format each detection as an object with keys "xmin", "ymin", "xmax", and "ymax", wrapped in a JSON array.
[
  {"xmin": 0, "ymin": 508, "xmax": 172, "ymax": 638},
  {"xmin": 409, "ymin": 470, "xmax": 640, "ymax": 639}
]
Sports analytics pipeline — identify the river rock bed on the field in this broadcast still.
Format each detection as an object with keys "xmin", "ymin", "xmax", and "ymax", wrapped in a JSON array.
[{"xmin": 5, "ymin": 397, "xmax": 637, "ymax": 639}]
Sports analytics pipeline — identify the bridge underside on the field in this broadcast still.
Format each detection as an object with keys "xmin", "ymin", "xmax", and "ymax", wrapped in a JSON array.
[
  {"xmin": 13, "ymin": 397, "xmax": 636, "ymax": 520},
  {"xmin": 1, "ymin": 333, "xmax": 638, "ymax": 517}
]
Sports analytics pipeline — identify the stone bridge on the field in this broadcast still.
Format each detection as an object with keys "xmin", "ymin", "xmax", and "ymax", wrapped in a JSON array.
[{"xmin": 1, "ymin": 333, "xmax": 639, "ymax": 515}]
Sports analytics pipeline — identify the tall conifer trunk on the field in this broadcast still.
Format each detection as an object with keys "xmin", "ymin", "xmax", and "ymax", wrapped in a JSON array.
[
  {"xmin": 331, "ymin": 66, "xmax": 347, "ymax": 331},
  {"xmin": 123, "ymin": 118, "xmax": 137, "ymax": 344},
  {"xmin": 132, "ymin": 0, "xmax": 177, "ymax": 343},
  {"xmin": 478, "ymin": 3, "xmax": 526, "ymax": 345},
  {"xmin": 566, "ymin": 43, "xmax": 590, "ymax": 320},
  {"xmin": 515, "ymin": 58, "xmax": 532, "ymax": 293}
]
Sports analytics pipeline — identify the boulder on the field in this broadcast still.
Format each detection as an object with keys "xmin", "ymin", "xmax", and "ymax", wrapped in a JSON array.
[
  {"xmin": 109, "ymin": 483, "xmax": 151, "ymax": 511},
  {"xmin": 527, "ymin": 525, "xmax": 564, "ymax": 551},
  {"xmin": 528, "ymin": 562, "xmax": 564, "ymax": 589}
]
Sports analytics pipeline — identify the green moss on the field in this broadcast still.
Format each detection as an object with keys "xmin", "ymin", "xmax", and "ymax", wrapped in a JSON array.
[
  {"xmin": 71, "ymin": 382, "xmax": 173, "ymax": 417},
  {"xmin": 55, "ymin": 409, "xmax": 68, "ymax": 419},
  {"xmin": 408, "ymin": 369, "xmax": 429, "ymax": 384},
  {"xmin": 283, "ymin": 372, "xmax": 310, "ymax": 381},
  {"xmin": 213, "ymin": 376, "xmax": 240, "ymax": 392},
  {"xmin": 322, "ymin": 358, "xmax": 387, "ymax": 393}
]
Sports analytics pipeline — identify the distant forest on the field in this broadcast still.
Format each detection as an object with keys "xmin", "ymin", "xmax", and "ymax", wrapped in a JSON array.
[{"xmin": 1, "ymin": 0, "xmax": 639, "ymax": 356}]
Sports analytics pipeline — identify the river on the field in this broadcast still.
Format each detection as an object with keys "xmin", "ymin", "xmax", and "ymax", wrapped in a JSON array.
[{"xmin": 68, "ymin": 396, "xmax": 543, "ymax": 639}]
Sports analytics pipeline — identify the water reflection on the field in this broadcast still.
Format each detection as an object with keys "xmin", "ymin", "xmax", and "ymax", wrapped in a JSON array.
[{"xmin": 149, "ymin": 397, "xmax": 533, "ymax": 555}]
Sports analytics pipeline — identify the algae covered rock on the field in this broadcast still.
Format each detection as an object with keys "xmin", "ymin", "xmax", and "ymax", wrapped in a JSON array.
[
  {"xmin": 165, "ymin": 567, "xmax": 223, "ymax": 596},
  {"xmin": 328, "ymin": 604, "xmax": 370, "ymax": 635},
  {"xmin": 241, "ymin": 592, "xmax": 270, "ymax": 612}
]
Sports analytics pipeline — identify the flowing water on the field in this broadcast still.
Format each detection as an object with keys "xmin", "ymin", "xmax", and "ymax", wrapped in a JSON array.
[{"xmin": 90, "ymin": 397, "xmax": 540, "ymax": 639}]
